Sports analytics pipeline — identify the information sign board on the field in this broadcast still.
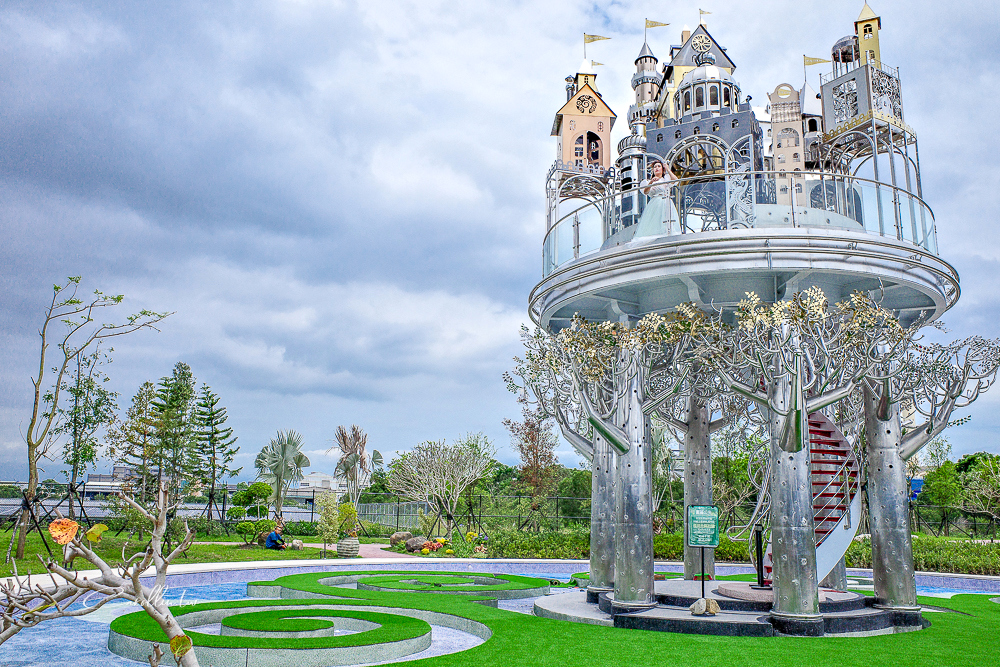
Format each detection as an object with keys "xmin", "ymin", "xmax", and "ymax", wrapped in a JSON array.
[{"xmin": 686, "ymin": 505, "xmax": 720, "ymax": 548}]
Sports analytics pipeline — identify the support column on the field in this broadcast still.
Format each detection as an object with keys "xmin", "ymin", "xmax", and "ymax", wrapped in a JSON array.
[
  {"xmin": 820, "ymin": 557, "xmax": 848, "ymax": 590},
  {"xmin": 683, "ymin": 396, "xmax": 715, "ymax": 580},
  {"xmin": 768, "ymin": 370, "xmax": 823, "ymax": 635},
  {"xmin": 612, "ymin": 354, "xmax": 656, "ymax": 612},
  {"xmin": 587, "ymin": 433, "xmax": 615, "ymax": 602},
  {"xmin": 863, "ymin": 385, "xmax": 920, "ymax": 616}
]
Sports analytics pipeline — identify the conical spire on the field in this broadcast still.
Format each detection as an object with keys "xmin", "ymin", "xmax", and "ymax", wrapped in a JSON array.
[{"xmin": 636, "ymin": 40, "xmax": 657, "ymax": 63}]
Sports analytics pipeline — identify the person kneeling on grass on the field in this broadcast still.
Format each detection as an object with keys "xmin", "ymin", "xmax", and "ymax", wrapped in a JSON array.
[{"xmin": 265, "ymin": 524, "xmax": 287, "ymax": 550}]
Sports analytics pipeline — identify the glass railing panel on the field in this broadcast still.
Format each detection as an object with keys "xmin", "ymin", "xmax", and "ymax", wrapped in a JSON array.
[
  {"xmin": 556, "ymin": 217, "xmax": 574, "ymax": 270},
  {"xmin": 579, "ymin": 206, "xmax": 604, "ymax": 256}
]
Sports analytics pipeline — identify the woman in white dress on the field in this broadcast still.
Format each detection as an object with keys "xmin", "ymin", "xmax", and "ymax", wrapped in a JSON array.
[{"xmin": 634, "ymin": 158, "xmax": 678, "ymax": 238}]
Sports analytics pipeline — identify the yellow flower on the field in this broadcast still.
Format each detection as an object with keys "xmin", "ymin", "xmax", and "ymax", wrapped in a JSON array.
[{"xmin": 421, "ymin": 548, "xmax": 430, "ymax": 555}]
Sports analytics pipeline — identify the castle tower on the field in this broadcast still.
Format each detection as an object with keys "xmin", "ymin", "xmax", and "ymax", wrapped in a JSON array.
[
  {"xmin": 768, "ymin": 83, "xmax": 803, "ymax": 205},
  {"xmin": 855, "ymin": 3, "xmax": 882, "ymax": 65},
  {"xmin": 551, "ymin": 60, "xmax": 616, "ymax": 172},
  {"xmin": 534, "ymin": 5, "xmax": 957, "ymax": 634}
]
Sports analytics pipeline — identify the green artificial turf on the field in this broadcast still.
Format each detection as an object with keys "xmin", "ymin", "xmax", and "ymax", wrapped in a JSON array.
[
  {"xmin": 111, "ymin": 602, "xmax": 430, "ymax": 649},
  {"xmin": 110, "ymin": 568, "xmax": 1000, "ymax": 666},
  {"xmin": 354, "ymin": 572, "xmax": 548, "ymax": 592}
]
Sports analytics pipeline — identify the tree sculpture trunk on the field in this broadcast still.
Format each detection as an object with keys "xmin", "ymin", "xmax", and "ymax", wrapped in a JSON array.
[{"xmin": 683, "ymin": 397, "xmax": 715, "ymax": 581}]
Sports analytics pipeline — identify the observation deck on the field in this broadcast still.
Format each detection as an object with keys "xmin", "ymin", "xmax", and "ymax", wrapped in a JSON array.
[{"xmin": 531, "ymin": 169, "xmax": 958, "ymax": 330}]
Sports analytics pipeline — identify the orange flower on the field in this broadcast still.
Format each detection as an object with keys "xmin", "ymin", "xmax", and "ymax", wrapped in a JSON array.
[{"xmin": 48, "ymin": 519, "xmax": 79, "ymax": 545}]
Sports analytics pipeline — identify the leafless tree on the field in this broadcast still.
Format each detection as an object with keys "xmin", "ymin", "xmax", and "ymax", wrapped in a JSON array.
[
  {"xmin": 388, "ymin": 436, "xmax": 494, "ymax": 539},
  {"xmin": 15, "ymin": 277, "xmax": 169, "ymax": 559},
  {"xmin": 0, "ymin": 481, "xmax": 198, "ymax": 666}
]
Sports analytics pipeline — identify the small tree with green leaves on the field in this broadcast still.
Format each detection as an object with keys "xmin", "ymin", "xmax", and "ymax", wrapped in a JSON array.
[
  {"xmin": 54, "ymin": 346, "xmax": 118, "ymax": 519},
  {"xmin": 152, "ymin": 363, "xmax": 198, "ymax": 507},
  {"xmin": 316, "ymin": 492, "xmax": 341, "ymax": 550},
  {"xmin": 107, "ymin": 381, "xmax": 159, "ymax": 505},
  {"xmin": 192, "ymin": 385, "xmax": 241, "ymax": 521}
]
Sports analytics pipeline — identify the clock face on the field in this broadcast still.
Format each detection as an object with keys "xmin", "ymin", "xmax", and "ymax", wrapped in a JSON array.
[{"xmin": 691, "ymin": 34, "xmax": 712, "ymax": 53}]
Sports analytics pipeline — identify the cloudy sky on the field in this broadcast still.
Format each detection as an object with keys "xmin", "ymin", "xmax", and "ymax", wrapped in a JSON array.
[{"xmin": 1, "ymin": 0, "xmax": 998, "ymax": 482}]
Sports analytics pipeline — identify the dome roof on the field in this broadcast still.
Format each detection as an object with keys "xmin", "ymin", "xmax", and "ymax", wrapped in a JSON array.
[
  {"xmin": 679, "ymin": 65, "xmax": 736, "ymax": 88},
  {"xmin": 832, "ymin": 35, "xmax": 857, "ymax": 63}
]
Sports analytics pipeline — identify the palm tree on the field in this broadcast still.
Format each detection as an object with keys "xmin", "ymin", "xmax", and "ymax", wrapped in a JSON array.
[
  {"xmin": 329, "ymin": 425, "xmax": 382, "ymax": 506},
  {"xmin": 255, "ymin": 430, "xmax": 310, "ymax": 521}
]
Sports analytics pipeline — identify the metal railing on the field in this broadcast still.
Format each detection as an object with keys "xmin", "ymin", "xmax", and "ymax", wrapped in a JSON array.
[{"xmin": 542, "ymin": 169, "xmax": 937, "ymax": 277}]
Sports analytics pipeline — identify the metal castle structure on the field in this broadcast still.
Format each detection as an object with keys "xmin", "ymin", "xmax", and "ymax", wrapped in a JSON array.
[{"xmin": 524, "ymin": 5, "xmax": 999, "ymax": 636}]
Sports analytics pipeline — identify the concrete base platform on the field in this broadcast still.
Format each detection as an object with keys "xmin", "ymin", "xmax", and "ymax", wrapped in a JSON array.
[{"xmin": 535, "ymin": 579, "xmax": 928, "ymax": 637}]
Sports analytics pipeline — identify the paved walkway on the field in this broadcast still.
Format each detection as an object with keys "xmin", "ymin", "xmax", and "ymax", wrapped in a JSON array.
[{"xmin": 190, "ymin": 540, "xmax": 412, "ymax": 559}]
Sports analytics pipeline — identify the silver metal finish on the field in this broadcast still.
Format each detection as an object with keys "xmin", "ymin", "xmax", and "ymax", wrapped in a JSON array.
[
  {"xmin": 768, "ymin": 371, "xmax": 822, "ymax": 623},
  {"xmin": 820, "ymin": 557, "xmax": 849, "ymax": 590},
  {"xmin": 683, "ymin": 396, "xmax": 715, "ymax": 580},
  {"xmin": 532, "ymin": 227, "xmax": 958, "ymax": 332},
  {"xmin": 588, "ymin": 433, "xmax": 616, "ymax": 596},
  {"xmin": 612, "ymin": 352, "xmax": 656, "ymax": 610},
  {"xmin": 863, "ymin": 384, "xmax": 919, "ymax": 610}
]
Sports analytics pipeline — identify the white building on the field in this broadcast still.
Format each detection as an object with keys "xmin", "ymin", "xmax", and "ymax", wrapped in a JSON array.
[{"xmin": 296, "ymin": 471, "xmax": 346, "ymax": 494}]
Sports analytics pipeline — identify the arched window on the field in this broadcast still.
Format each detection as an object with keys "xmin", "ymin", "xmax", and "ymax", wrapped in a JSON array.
[
  {"xmin": 693, "ymin": 126, "xmax": 700, "ymax": 135},
  {"xmin": 695, "ymin": 87, "xmax": 704, "ymax": 107},
  {"xmin": 674, "ymin": 130, "xmax": 681, "ymax": 139},
  {"xmin": 597, "ymin": 121, "xmax": 604, "ymax": 132},
  {"xmin": 779, "ymin": 185, "xmax": 788, "ymax": 194},
  {"xmin": 863, "ymin": 24, "xmax": 873, "ymax": 39},
  {"xmin": 793, "ymin": 153, "xmax": 800, "ymax": 162},
  {"xmin": 777, "ymin": 154, "xmax": 786, "ymax": 163},
  {"xmin": 656, "ymin": 133, "xmax": 663, "ymax": 142},
  {"xmin": 795, "ymin": 183, "xmax": 803, "ymax": 193},
  {"xmin": 574, "ymin": 134, "xmax": 585, "ymax": 158},
  {"xmin": 586, "ymin": 131, "xmax": 601, "ymax": 164},
  {"xmin": 808, "ymin": 118, "xmax": 818, "ymax": 132},
  {"xmin": 777, "ymin": 127, "xmax": 800, "ymax": 147},
  {"xmin": 723, "ymin": 86, "xmax": 731, "ymax": 107},
  {"xmin": 710, "ymin": 85, "xmax": 719, "ymax": 106},
  {"xmin": 732, "ymin": 119, "xmax": 739, "ymax": 128},
  {"xmin": 867, "ymin": 50, "xmax": 875, "ymax": 62},
  {"xmin": 684, "ymin": 91, "xmax": 691, "ymax": 111},
  {"xmin": 712, "ymin": 122, "xmax": 720, "ymax": 132}
]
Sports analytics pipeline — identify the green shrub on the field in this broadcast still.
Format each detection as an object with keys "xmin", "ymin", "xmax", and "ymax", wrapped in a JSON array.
[
  {"xmin": 338, "ymin": 504, "xmax": 359, "ymax": 539},
  {"xmin": 236, "ymin": 521, "xmax": 258, "ymax": 545},
  {"xmin": 256, "ymin": 519, "xmax": 277, "ymax": 537},
  {"xmin": 226, "ymin": 506, "xmax": 247, "ymax": 521},
  {"xmin": 284, "ymin": 521, "xmax": 318, "ymax": 536},
  {"xmin": 0, "ymin": 485, "xmax": 22, "ymax": 499},
  {"xmin": 846, "ymin": 535, "xmax": 1000, "ymax": 575},
  {"xmin": 485, "ymin": 529, "xmax": 589, "ymax": 559},
  {"xmin": 653, "ymin": 533, "xmax": 749, "ymax": 561}
]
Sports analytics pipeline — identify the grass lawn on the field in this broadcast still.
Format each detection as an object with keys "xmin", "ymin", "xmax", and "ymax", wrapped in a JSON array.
[
  {"xmin": 111, "ymin": 569, "xmax": 1000, "ymax": 667},
  {"xmin": 0, "ymin": 529, "xmax": 333, "ymax": 577}
]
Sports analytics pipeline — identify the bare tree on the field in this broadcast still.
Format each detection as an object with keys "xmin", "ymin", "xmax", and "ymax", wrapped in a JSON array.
[
  {"xmin": 388, "ymin": 436, "xmax": 494, "ymax": 539},
  {"xmin": 329, "ymin": 425, "xmax": 382, "ymax": 507},
  {"xmin": 16, "ymin": 277, "xmax": 169, "ymax": 559},
  {"xmin": 0, "ymin": 482, "xmax": 198, "ymax": 666}
]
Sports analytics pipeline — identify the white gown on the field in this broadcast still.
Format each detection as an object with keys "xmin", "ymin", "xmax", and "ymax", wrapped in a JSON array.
[{"xmin": 634, "ymin": 177, "xmax": 677, "ymax": 238}]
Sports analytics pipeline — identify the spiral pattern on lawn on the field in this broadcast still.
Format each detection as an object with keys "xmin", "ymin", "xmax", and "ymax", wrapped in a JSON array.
[{"xmin": 108, "ymin": 570, "xmax": 550, "ymax": 666}]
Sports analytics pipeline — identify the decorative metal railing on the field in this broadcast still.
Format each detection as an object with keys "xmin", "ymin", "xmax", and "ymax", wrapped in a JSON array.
[{"xmin": 542, "ymin": 169, "xmax": 937, "ymax": 277}]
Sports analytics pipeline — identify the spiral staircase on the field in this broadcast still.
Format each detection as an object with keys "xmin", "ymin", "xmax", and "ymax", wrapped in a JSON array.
[{"xmin": 763, "ymin": 412, "xmax": 862, "ymax": 587}]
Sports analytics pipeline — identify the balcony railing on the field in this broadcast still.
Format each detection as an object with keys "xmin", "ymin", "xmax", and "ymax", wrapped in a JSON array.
[{"xmin": 542, "ymin": 169, "xmax": 937, "ymax": 278}]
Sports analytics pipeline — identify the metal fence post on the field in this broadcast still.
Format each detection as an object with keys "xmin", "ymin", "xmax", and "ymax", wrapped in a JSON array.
[{"xmin": 395, "ymin": 497, "xmax": 400, "ymax": 532}]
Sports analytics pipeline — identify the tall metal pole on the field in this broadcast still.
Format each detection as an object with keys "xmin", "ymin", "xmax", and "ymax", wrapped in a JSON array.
[
  {"xmin": 611, "ymin": 351, "xmax": 656, "ymax": 612},
  {"xmin": 767, "ymin": 355, "xmax": 823, "ymax": 635},
  {"xmin": 683, "ymin": 396, "xmax": 715, "ymax": 580},
  {"xmin": 863, "ymin": 384, "xmax": 921, "ymax": 619},
  {"xmin": 586, "ymin": 433, "xmax": 616, "ymax": 602}
]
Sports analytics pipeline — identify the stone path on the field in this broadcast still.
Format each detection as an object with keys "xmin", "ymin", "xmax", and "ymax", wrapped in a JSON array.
[{"xmin": 191, "ymin": 541, "xmax": 413, "ymax": 559}]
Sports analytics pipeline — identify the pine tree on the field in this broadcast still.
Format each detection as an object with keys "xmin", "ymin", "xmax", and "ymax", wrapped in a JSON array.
[
  {"xmin": 106, "ymin": 381, "xmax": 158, "ymax": 505},
  {"xmin": 151, "ymin": 362, "xmax": 197, "ymax": 507},
  {"xmin": 192, "ymin": 384, "xmax": 241, "ymax": 521}
]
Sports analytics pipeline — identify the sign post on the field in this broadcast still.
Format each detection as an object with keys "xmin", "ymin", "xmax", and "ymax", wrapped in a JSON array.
[{"xmin": 686, "ymin": 505, "xmax": 720, "ymax": 600}]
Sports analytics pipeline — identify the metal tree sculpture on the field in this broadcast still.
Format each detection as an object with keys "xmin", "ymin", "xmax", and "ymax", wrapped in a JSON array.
[
  {"xmin": 0, "ymin": 482, "xmax": 199, "ymax": 666},
  {"xmin": 680, "ymin": 287, "xmax": 915, "ymax": 629}
]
